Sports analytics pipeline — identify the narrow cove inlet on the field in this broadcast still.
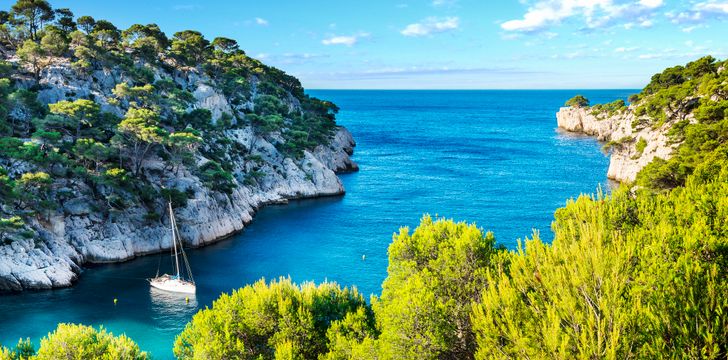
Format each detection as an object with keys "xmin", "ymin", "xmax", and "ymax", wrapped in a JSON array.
[
  {"xmin": 0, "ymin": 89, "xmax": 628, "ymax": 358},
  {"xmin": 1, "ymin": 0, "xmax": 727, "ymax": 356}
]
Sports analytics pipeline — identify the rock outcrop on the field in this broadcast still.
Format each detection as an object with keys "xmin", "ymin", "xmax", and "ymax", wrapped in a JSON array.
[
  {"xmin": 556, "ymin": 106, "xmax": 678, "ymax": 182},
  {"xmin": 0, "ymin": 60, "xmax": 358, "ymax": 292}
]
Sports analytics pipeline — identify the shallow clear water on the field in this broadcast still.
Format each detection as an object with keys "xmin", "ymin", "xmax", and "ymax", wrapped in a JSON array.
[{"xmin": 0, "ymin": 90, "xmax": 633, "ymax": 358}]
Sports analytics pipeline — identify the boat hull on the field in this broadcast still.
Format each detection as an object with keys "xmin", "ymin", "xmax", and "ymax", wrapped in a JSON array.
[{"xmin": 149, "ymin": 275, "xmax": 196, "ymax": 294}]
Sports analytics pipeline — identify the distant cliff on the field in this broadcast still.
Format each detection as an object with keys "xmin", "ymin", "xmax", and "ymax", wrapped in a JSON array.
[
  {"xmin": 556, "ymin": 106, "xmax": 677, "ymax": 182},
  {"xmin": 556, "ymin": 57, "xmax": 728, "ymax": 186}
]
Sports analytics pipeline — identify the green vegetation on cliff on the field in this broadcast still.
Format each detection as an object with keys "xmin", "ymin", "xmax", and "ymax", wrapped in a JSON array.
[
  {"xmin": 633, "ymin": 56, "xmax": 728, "ymax": 191},
  {"xmin": 564, "ymin": 94, "xmax": 589, "ymax": 108},
  {"xmin": 0, "ymin": 0, "xmax": 342, "ymax": 245}
]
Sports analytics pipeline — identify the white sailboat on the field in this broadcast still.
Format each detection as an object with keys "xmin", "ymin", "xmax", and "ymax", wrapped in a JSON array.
[{"xmin": 149, "ymin": 202, "xmax": 196, "ymax": 294}]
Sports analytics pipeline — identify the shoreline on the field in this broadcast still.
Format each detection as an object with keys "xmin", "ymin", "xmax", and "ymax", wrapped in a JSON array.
[
  {"xmin": 555, "ymin": 106, "xmax": 677, "ymax": 183},
  {"xmin": 0, "ymin": 126, "xmax": 358, "ymax": 293},
  {"xmin": 1, "ymin": 173, "xmax": 355, "ymax": 295}
]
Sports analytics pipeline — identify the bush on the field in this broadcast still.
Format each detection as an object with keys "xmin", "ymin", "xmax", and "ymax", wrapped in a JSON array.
[
  {"xmin": 0, "ymin": 324, "xmax": 148, "ymax": 360},
  {"xmin": 370, "ymin": 216, "xmax": 500, "ymax": 359},
  {"xmin": 565, "ymin": 95, "xmax": 589, "ymax": 108},
  {"xmin": 591, "ymin": 99, "xmax": 627, "ymax": 116},
  {"xmin": 180, "ymin": 108, "xmax": 213, "ymax": 130},
  {"xmin": 174, "ymin": 278, "xmax": 368, "ymax": 359},
  {"xmin": 34, "ymin": 323, "xmax": 148, "ymax": 360},
  {"xmin": 243, "ymin": 169, "xmax": 265, "ymax": 186},
  {"xmin": 472, "ymin": 178, "xmax": 728, "ymax": 359},
  {"xmin": 634, "ymin": 137, "xmax": 648, "ymax": 158},
  {"xmin": 160, "ymin": 187, "xmax": 188, "ymax": 208},
  {"xmin": 198, "ymin": 160, "xmax": 236, "ymax": 194}
]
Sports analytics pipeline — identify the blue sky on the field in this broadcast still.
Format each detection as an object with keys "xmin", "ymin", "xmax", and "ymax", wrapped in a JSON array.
[{"xmin": 18, "ymin": 0, "xmax": 728, "ymax": 89}]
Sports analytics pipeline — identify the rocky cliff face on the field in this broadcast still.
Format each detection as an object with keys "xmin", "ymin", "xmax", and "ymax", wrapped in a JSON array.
[
  {"xmin": 556, "ymin": 106, "xmax": 678, "ymax": 182},
  {"xmin": 0, "ymin": 60, "xmax": 358, "ymax": 292}
]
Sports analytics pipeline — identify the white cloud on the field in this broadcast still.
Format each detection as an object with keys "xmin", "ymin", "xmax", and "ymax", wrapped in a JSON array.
[
  {"xmin": 401, "ymin": 17, "xmax": 460, "ymax": 37},
  {"xmin": 614, "ymin": 46, "xmax": 638, "ymax": 52},
  {"xmin": 667, "ymin": 1, "xmax": 728, "ymax": 24},
  {"xmin": 639, "ymin": 0, "xmax": 662, "ymax": 7},
  {"xmin": 697, "ymin": 1, "xmax": 728, "ymax": 13},
  {"xmin": 255, "ymin": 17, "xmax": 269, "ymax": 26},
  {"xmin": 501, "ymin": 0, "xmax": 664, "ymax": 32},
  {"xmin": 322, "ymin": 36, "xmax": 357, "ymax": 46},
  {"xmin": 322, "ymin": 33, "xmax": 369, "ymax": 46},
  {"xmin": 681, "ymin": 24, "xmax": 703, "ymax": 32},
  {"xmin": 432, "ymin": 0, "xmax": 457, "ymax": 7}
]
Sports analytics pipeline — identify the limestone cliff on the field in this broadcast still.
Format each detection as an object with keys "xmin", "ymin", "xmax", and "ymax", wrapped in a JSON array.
[
  {"xmin": 0, "ymin": 59, "xmax": 358, "ymax": 292},
  {"xmin": 556, "ymin": 106, "xmax": 679, "ymax": 182}
]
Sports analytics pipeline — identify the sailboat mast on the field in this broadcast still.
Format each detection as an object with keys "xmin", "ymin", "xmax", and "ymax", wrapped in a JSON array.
[{"xmin": 169, "ymin": 202, "xmax": 180, "ymax": 278}]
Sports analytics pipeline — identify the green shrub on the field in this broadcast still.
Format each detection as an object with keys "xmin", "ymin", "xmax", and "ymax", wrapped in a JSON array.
[
  {"xmin": 0, "ymin": 338, "xmax": 35, "ymax": 359},
  {"xmin": 160, "ymin": 187, "xmax": 188, "ymax": 208},
  {"xmin": 174, "ymin": 278, "xmax": 368, "ymax": 359},
  {"xmin": 143, "ymin": 211, "xmax": 160, "ymax": 222},
  {"xmin": 198, "ymin": 160, "xmax": 236, "ymax": 194},
  {"xmin": 565, "ymin": 95, "xmax": 589, "ymax": 108},
  {"xmin": 632, "ymin": 137, "xmax": 648, "ymax": 159},
  {"xmin": 370, "ymin": 216, "xmax": 500, "ymax": 359},
  {"xmin": 472, "ymin": 176, "xmax": 728, "ymax": 359},
  {"xmin": 243, "ymin": 169, "xmax": 265, "ymax": 186},
  {"xmin": 34, "ymin": 323, "xmax": 148, "ymax": 360},
  {"xmin": 591, "ymin": 99, "xmax": 627, "ymax": 117},
  {"xmin": 603, "ymin": 135, "xmax": 633, "ymax": 151}
]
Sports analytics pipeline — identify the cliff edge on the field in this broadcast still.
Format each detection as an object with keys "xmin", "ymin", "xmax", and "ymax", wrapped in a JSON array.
[
  {"xmin": 0, "ymin": 52, "xmax": 358, "ymax": 291},
  {"xmin": 556, "ymin": 106, "xmax": 678, "ymax": 182}
]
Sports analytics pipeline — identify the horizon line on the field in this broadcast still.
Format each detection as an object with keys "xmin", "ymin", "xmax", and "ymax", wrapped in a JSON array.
[{"xmin": 306, "ymin": 88, "xmax": 642, "ymax": 91}]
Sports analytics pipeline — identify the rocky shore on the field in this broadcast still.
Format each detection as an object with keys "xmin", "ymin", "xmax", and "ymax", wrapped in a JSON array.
[
  {"xmin": 0, "ymin": 126, "xmax": 356, "ymax": 292},
  {"xmin": 556, "ymin": 106, "xmax": 678, "ymax": 182},
  {"xmin": 0, "ymin": 59, "xmax": 358, "ymax": 292}
]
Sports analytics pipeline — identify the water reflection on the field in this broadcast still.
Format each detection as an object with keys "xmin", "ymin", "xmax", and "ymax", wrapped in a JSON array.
[{"xmin": 149, "ymin": 288, "xmax": 198, "ymax": 331}]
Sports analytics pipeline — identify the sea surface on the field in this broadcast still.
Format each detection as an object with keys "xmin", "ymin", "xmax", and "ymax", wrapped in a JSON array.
[{"xmin": 0, "ymin": 90, "xmax": 633, "ymax": 358}]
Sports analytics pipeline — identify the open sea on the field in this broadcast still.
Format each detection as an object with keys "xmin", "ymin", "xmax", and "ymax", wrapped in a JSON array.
[{"xmin": 0, "ymin": 90, "xmax": 633, "ymax": 358}]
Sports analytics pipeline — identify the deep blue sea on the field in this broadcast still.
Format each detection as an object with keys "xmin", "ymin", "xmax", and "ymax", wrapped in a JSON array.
[{"xmin": 0, "ymin": 90, "xmax": 633, "ymax": 358}]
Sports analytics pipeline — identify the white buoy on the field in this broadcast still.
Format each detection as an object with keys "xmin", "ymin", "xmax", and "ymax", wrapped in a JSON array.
[{"xmin": 362, "ymin": 255, "xmax": 366, "ymax": 260}]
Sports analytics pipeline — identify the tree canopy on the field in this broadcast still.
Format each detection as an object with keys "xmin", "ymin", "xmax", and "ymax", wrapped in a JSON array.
[
  {"xmin": 1, "ymin": 323, "xmax": 149, "ymax": 360},
  {"xmin": 565, "ymin": 94, "xmax": 590, "ymax": 108}
]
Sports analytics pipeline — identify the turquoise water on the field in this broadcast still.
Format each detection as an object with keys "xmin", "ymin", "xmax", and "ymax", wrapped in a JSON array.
[{"xmin": 0, "ymin": 90, "xmax": 633, "ymax": 358}]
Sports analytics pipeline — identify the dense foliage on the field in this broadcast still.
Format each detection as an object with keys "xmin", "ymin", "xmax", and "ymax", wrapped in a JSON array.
[
  {"xmin": 1, "ymin": 323, "xmax": 148, "ymax": 359},
  {"xmin": 175, "ymin": 163, "xmax": 728, "ymax": 359},
  {"xmin": 634, "ymin": 56, "xmax": 728, "ymax": 190},
  {"xmin": 172, "ymin": 216, "xmax": 501, "ymax": 360},
  {"xmin": 590, "ymin": 99, "xmax": 627, "ymax": 117},
  {"xmin": 473, "ymin": 177, "xmax": 727, "ymax": 358},
  {"xmin": 0, "ymin": 0, "xmax": 341, "ymax": 244},
  {"xmin": 564, "ymin": 94, "xmax": 589, "ymax": 108},
  {"xmin": 167, "ymin": 58, "xmax": 728, "ymax": 359},
  {"xmin": 173, "ymin": 278, "xmax": 369, "ymax": 359}
]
